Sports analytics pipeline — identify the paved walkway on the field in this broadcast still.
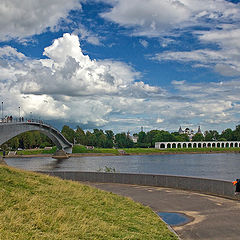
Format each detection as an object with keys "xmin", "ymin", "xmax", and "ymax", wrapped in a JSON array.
[{"xmin": 86, "ymin": 182, "xmax": 240, "ymax": 240}]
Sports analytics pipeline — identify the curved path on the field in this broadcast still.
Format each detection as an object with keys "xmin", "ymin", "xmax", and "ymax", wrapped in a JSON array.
[{"xmin": 86, "ymin": 182, "xmax": 240, "ymax": 240}]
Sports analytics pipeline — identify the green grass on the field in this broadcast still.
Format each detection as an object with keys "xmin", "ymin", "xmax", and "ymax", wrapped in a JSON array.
[
  {"xmin": 0, "ymin": 166, "xmax": 177, "ymax": 240},
  {"xmin": 72, "ymin": 145, "xmax": 119, "ymax": 154},
  {"xmin": 6, "ymin": 145, "xmax": 240, "ymax": 156},
  {"xmin": 123, "ymin": 147, "xmax": 240, "ymax": 154},
  {"xmin": 16, "ymin": 146, "xmax": 57, "ymax": 155},
  {"xmin": 73, "ymin": 145, "xmax": 240, "ymax": 155}
]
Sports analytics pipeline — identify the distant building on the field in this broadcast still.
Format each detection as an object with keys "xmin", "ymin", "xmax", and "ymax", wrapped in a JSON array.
[
  {"xmin": 179, "ymin": 126, "xmax": 193, "ymax": 136},
  {"xmin": 185, "ymin": 127, "xmax": 190, "ymax": 135},
  {"xmin": 178, "ymin": 126, "xmax": 202, "ymax": 140},
  {"xmin": 178, "ymin": 126, "xmax": 184, "ymax": 134},
  {"xmin": 86, "ymin": 146, "xmax": 94, "ymax": 150},
  {"xmin": 197, "ymin": 126, "xmax": 202, "ymax": 134},
  {"xmin": 127, "ymin": 131, "xmax": 138, "ymax": 143},
  {"xmin": 130, "ymin": 135, "xmax": 138, "ymax": 143}
]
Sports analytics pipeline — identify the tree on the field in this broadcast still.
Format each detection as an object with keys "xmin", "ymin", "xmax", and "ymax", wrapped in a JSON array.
[
  {"xmin": 172, "ymin": 132, "xmax": 190, "ymax": 142},
  {"xmin": 220, "ymin": 128, "xmax": 233, "ymax": 141},
  {"xmin": 233, "ymin": 125, "xmax": 240, "ymax": 141},
  {"xmin": 105, "ymin": 130, "xmax": 114, "ymax": 148},
  {"xmin": 152, "ymin": 130, "xmax": 176, "ymax": 142},
  {"xmin": 61, "ymin": 125, "xmax": 75, "ymax": 143},
  {"xmin": 192, "ymin": 133, "xmax": 204, "ymax": 142},
  {"xmin": 136, "ymin": 131, "xmax": 150, "ymax": 148},
  {"xmin": 75, "ymin": 126, "xmax": 87, "ymax": 145},
  {"xmin": 146, "ymin": 130, "xmax": 159, "ymax": 147},
  {"xmin": 138, "ymin": 131, "xmax": 147, "ymax": 143},
  {"xmin": 204, "ymin": 130, "xmax": 219, "ymax": 141},
  {"xmin": 92, "ymin": 129, "xmax": 107, "ymax": 147},
  {"xmin": 21, "ymin": 132, "xmax": 35, "ymax": 149},
  {"xmin": 115, "ymin": 133, "xmax": 134, "ymax": 148},
  {"xmin": 85, "ymin": 131, "xmax": 94, "ymax": 146},
  {"xmin": 7, "ymin": 137, "xmax": 19, "ymax": 150}
]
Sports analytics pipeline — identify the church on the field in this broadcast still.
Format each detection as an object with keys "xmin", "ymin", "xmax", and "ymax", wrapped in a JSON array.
[{"xmin": 178, "ymin": 126, "xmax": 202, "ymax": 140}]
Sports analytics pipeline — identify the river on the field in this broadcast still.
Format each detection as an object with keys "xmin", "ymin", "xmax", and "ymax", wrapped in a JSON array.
[{"xmin": 5, "ymin": 153, "xmax": 240, "ymax": 181}]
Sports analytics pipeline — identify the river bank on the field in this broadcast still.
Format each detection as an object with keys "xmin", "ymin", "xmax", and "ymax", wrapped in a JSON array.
[
  {"xmin": 0, "ymin": 165, "xmax": 176, "ymax": 240},
  {"xmin": 3, "ymin": 147, "xmax": 240, "ymax": 158}
]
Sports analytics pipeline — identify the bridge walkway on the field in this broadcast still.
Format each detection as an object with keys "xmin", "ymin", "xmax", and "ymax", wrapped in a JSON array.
[{"xmin": 0, "ymin": 121, "xmax": 72, "ymax": 153}]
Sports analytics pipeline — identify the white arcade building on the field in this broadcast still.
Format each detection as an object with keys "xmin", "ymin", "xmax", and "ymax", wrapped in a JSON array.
[{"xmin": 155, "ymin": 141, "xmax": 240, "ymax": 149}]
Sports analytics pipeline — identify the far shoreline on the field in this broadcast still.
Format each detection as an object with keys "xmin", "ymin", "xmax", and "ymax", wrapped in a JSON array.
[{"xmin": 4, "ymin": 149, "xmax": 240, "ymax": 158}]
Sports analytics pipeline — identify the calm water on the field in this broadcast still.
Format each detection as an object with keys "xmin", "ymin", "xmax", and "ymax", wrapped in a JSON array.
[{"xmin": 5, "ymin": 153, "xmax": 240, "ymax": 181}]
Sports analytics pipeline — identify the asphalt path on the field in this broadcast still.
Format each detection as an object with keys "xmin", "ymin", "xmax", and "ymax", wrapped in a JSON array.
[{"xmin": 85, "ymin": 182, "xmax": 240, "ymax": 240}]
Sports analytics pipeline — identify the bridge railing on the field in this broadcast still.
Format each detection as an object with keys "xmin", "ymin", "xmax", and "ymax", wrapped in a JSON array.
[
  {"xmin": 0, "ymin": 117, "xmax": 52, "ymax": 126},
  {"xmin": 0, "ymin": 117, "xmax": 42, "ymax": 124}
]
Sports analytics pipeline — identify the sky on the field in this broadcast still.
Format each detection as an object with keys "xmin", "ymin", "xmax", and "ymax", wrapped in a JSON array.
[{"xmin": 0, "ymin": 0, "xmax": 240, "ymax": 134}]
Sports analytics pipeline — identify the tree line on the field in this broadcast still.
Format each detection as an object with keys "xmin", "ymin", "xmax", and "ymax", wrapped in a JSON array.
[
  {"xmin": 61, "ymin": 125, "xmax": 240, "ymax": 148},
  {"xmin": 2, "ymin": 125, "xmax": 240, "ymax": 150},
  {"xmin": 1, "ymin": 131, "xmax": 54, "ymax": 150}
]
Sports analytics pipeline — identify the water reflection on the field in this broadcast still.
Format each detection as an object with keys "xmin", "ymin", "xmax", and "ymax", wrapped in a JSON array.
[
  {"xmin": 157, "ymin": 212, "xmax": 191, "ymax": 226},
  {"xmin": 5, "ymin": 153, "xmax": 240, "ymax": 181}
]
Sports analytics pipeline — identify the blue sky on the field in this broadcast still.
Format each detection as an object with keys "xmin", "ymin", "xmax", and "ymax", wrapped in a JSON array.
[{"xmin": 0, "ymin": 0, "xmax": 240, "ymax": 133}]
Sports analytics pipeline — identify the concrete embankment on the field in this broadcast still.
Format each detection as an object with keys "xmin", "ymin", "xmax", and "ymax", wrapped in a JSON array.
[
  {"xmin": 39, "ymin": 171, "xmax": 239, "ymax": 200},
  {"xmin": 0, "ymin": 156, "xmax": 7, "ymax": 165}
]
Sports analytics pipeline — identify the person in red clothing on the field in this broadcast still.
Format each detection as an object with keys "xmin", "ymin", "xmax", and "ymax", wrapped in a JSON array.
[{"xmin": 232, "ymin": 179, "xmax": 240, "ymax": 195}]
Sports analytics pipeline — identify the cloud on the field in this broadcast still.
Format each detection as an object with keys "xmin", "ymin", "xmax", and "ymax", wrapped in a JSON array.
[
  {"xmin": 74, "ymin": 24, "xmax": 102, "ymax": 46},
  {"xmin": 156, "ymin": 118, "xmax": 164, "ymax": 123},
  {"xmin": 0, "ymin": 0, "xmax": 82, "ymax": 41},
  {"xmin": 100, "ymin": 0, "xmax": 240, "ymax": 37},
  {"xmin": 139, "ymin": 39, "xmax": 148, "ymax": 48},
  {"xmin": 1, "ymin": 33, "xmax": 240, "ymax": 133},
  {"xmin": 101, "ymin": 0, "xmax": 240, "ymax": 77},
  {"xmin": 0, "ymin": 34, "xmax": 163, "ymax": 129},
  {"xmin": 153, "ymin": 47, "xmax": 240, "ymax": 76},
  {"xmin": 0, "ymin": 46, "xmax": 26, "ymax": 60}
]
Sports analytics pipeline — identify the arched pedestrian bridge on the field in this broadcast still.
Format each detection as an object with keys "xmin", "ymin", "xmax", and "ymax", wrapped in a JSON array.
[
  {"xmin": 155, "ymin": 141, "xmax": 240, "ymax": 149},
  {"xmin": 0, "ymin": 122, "xmax": 72, "ymax": 153}
]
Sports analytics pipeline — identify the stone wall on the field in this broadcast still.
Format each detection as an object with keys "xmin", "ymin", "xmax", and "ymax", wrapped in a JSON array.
[{"xmin": 39, "ymin": 171, "xmax": 238, "ymax": 200}]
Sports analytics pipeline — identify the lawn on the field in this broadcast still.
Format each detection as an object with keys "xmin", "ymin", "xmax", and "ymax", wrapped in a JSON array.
[
  {"xmin": 4, "ymin": 145, "xmax": 239, "ymax": 156},
  {"xmin": 16, "ymin": 146, "xmax": 57, "ymax": 155},
  {"xmin": 0, "ymin": 166, "xmax": 177, "ymax": 240},
  {"xmin": 72, "ymin": 145, "xmax": 119, "ymax": 154},
  {"xmin": 123, "ymin": 147, "xmax": 240, "ymax": 154}
]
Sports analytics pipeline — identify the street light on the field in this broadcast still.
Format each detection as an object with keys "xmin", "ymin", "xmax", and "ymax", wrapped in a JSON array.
[
  {"xmin": 1, "ymin": 102, "xmax": 3, "ymax": 121},
  {"xmin": 18, "ymin": 106, "xmax": 20, "ymax": 119}
]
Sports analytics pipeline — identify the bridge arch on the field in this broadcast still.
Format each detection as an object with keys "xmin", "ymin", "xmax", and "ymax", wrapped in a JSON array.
[{"xmin": 0, "ymin": 122, "xmax": 72, "ymax": 153}]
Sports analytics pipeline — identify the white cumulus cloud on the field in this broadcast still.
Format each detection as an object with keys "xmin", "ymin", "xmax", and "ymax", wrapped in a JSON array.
[
  {"xmin": 1, "ymin": 33, "xmax": 240, "ymax": 132},
  {"xmin": 100, "ymin": 0, "xmax": 240, "ymax": 37},
  {"xmin": 0, "ymin": 0, "xmax": 82, "ymax": 41}
]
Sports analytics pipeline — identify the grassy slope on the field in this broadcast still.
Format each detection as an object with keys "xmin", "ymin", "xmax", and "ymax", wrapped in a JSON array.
[{"xmin": 0, "ymin": 166, "xmax": 177, "ymax": 240}]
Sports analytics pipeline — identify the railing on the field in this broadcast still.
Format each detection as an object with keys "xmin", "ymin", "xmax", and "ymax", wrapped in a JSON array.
[{"xmin": 0, "ymin": 117, "xmax": 48, "ymax": 125}]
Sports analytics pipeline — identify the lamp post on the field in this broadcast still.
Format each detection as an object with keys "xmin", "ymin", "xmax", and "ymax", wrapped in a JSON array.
[
  {"xmin": 18, "ymin": 106, "xmax": 20, "ymax": 119},
  {"xmin": 30, "ymin": 112, "xmax": 32, "ymax": 121},
  {"xmin": 1, "ymin": 101, "xmax": 3, "ymax": 121}
]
